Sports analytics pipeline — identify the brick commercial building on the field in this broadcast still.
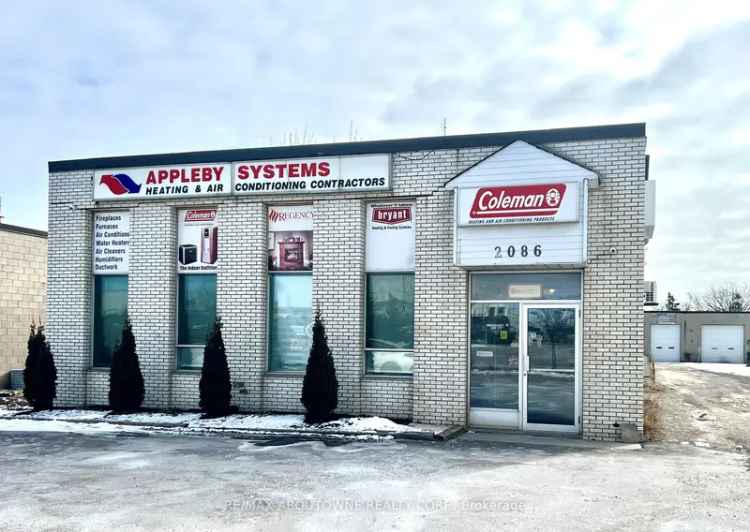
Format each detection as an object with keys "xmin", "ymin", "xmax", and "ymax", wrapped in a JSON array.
[
  {"xmin": 47, "ymin": 123, "xmax": 650, "ymax": 440},
  {"xmin": 0, "ymin": 223, "xmax": 48, "ymax": 388}
]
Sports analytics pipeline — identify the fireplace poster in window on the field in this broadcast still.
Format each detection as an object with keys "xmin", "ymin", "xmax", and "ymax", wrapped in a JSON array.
[
  {"xmin": 177, "ymin": 208, "xmax": 219, "ymax": 273},
  {"xmin": 268, "ymin": 205, "xmax": 314, "ymax": 271}
]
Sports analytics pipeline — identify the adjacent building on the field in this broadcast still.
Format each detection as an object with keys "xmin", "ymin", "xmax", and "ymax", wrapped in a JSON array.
[
  {"xmin": 0, "ymin": 223, "xmax": 48, "ymax": 388},
  {"xmin": 47, "ymin": 122, "xmax": 651, "ymax": 440},
  {"xmin": 646, "ymin": 311, "xmax": 750, "ymax": 364}
]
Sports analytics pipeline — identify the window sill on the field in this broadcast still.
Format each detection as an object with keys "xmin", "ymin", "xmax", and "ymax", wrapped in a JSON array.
[
  {"xmin": 363, "ymin": 373, "xmax": 413, "ymax": 380},
  {"xmin": 265, "ymin": 371, "xmax": 305, "ymax": 378},
  {"xmin": 88, "ymin": 367, "xmax": 110, "ymax": 373},
  {"xmin": 173, "ymin": 368, "xmax": 201, "ymax": 374}
]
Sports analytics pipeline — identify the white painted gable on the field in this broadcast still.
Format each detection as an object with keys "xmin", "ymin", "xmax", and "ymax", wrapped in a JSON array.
[
  {"xmin": 449, "ymin": 140, "xmax": 597, "ymax": 268},
  {"xmin": 445, "ymin": 140, "xmax": 599, "ymax": 189}
]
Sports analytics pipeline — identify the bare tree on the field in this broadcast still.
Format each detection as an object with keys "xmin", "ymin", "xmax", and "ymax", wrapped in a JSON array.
[{"xmin": 687, "ymin": 283, "xmax": 750, "ymax": 312}]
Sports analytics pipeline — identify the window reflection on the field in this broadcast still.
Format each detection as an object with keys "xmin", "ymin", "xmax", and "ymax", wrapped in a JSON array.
[
  {"xmin": 470, "ymin": 303, "xmax": 519, "ymax": 409},
  {"xmin": 268, "ymin": 274, "xmax": 313, "ymax": 372}
]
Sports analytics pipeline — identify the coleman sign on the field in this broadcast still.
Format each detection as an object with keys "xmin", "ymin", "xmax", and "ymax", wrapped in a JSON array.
[
  {"xmin": 233, "ymin": 154, "xmax": 389, "ymax": 195},
  {"xmin": 94, "ymin": 164, "xmax": 231, "ymax": 200},
  {"xmin": 457, "ymin": 182, "xmax": 579, "ymax": 226},
  {"xmin": 177, "ymin": 208, "xmax": 219, "ymax": 273}
]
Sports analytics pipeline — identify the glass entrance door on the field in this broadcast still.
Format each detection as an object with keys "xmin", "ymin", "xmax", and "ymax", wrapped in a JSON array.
[
  {"xmin": 523, "ymin": 306, "xmax": 579, "ymax": 432},
  {"xmin": 468, "ymin": 273, "xmax": 581, "ymax": 432},
  {"xmin": 469, "ymin": 303, "xmax": 520, "ymax": 428}
]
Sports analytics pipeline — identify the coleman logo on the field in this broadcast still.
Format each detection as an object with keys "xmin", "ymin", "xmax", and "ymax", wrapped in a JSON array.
[
  {"xmin": 372, "ymin": 206, "xmax": 411, "ymax": 225},
  {"xmin": 470, "ymin": 183, "xmax": 567, "ymax": 218},
  {"xmin": 185, "ymin": 209, "xmax": 216, "ymax": 222}
]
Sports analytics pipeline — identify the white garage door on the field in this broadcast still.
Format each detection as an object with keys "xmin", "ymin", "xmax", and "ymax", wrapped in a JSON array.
[
  {"xmin": 650, "ymin": 324, "xmax": 680, "ymax": 362},
  {"xmin": 701, "ymin": 325, "xmax": 744, "ymax": 363}
]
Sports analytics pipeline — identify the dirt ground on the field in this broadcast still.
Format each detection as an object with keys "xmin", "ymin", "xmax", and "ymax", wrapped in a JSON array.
[
  {"xmin": 0, "ymin": 390, "xmax": 27, "ymax": 411},
  {"xmin": 647, "ymin": 363, "xmax": 750, "ymax": 452}
]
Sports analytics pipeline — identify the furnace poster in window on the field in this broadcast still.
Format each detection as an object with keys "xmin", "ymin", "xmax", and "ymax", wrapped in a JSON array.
[
  {"xmin": 177, "ymin": 208, "xmax": 219, "ymax": 273},
  {"xmin": 267, "ymin": 205, "xmax": 314, "ymax": 271}
]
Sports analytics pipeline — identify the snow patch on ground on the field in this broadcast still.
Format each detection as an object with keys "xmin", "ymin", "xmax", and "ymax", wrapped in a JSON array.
[
  {"xmin": 22, "ymin": 409, "xmax": 109, "ymax": 422},
  {"xmin": 0, "ymin": 408, "xmax": 425, "ymax": 437},
  {"xmin": 191, "ymin": 414, "xmax": 305, "ymax": 431},
  {"xmin": 678, "ymin": 363, "xmax": 750, "ymax": 378},
  {"xmin": 0, "ymin": 419, "xmax": 145, "ymax": 434},
  {"xmin": 107, "ymin": 412, "xmax": 202, "ymax": 425},
  {"xmin": 317, "ymin": 416, "xmax": 423, "ymax": 433}
]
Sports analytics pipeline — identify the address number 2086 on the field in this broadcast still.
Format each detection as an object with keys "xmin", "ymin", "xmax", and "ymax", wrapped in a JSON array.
[{"xmin": 493, "ymin": 244, "xmax": 542, "ymax": 259}]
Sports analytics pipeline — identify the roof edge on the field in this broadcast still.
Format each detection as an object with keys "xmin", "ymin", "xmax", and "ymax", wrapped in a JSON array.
[
  {"xmin": 0, "ymin": 223, "xmax": 48, "ymax": 238},
  {"xmin": 49, "ymin": 122, "xmax": 646, "ymax": 173}
]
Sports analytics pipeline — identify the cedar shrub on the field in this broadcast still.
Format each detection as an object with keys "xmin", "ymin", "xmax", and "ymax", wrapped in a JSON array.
[
  {"xmin": 108, "ymin": 318, "xmax": 145, "ymax": 413},
  {"xmin": 199, "ymin": 318, "xmax": 232, "ymax": 418},
  {"xmin": 301, "ymin": 309, "xmax": 338, "ymax": 423}
]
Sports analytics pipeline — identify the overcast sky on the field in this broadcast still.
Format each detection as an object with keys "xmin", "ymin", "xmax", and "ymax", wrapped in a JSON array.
[{"xmin": 1, "ymin": 1, "xmax": 748, "ymax": 302}]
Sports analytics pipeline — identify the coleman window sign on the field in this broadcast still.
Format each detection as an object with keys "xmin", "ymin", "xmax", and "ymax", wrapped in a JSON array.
[
  {"xmin": 366, "ymin": 202, "xmax": 415, "ymax": 272},
  {"xmin": 268, "ymin": 205, "xmax": 314, "ymax": 271},
  {"xmin": 93, "ymin": 211, "xmax": 129, "ymax": 274},
  {"xmin": 177, "ymin": 208, "xmax": 219, "ymax": 273},
  {"xmin": 94, "ymin": 164, "xmax": 231, "ymax": 200},
  {"xmin": 234, "ymin": 154, "xmax": 390, "ymax": 195},
  {"xmin": 457, "ymin": 182, "xmax": 578, "ymax": 226}
]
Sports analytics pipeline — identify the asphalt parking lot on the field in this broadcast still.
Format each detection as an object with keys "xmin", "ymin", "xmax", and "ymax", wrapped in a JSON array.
[{"xmin": 0, "ymin": 429, "xmax": 748, "ymax": 531}]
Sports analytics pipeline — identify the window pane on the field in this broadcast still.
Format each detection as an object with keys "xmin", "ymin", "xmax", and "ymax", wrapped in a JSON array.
[
  {"xmin": 178, "ymin": 274, "xmax": 216, "ymax": 347},
  {"xmin": 365, "ymin": 351, "xmax": 413, "ymax": 374},
  {"xmin": 177, "ymin": 346, "xmax": 204, "ymax": 370},
  {"xmin": 366, "ymin": 273, "xmax": 414, "ymax": 349},
  {"xmin": 93, "ymin": 275, "xmax": 128, "ymax": 368},
  {"xmin": 470, "ymin": 303, "xmax": 520, "ymax": 409},
  {"xmin": 471, "ymin": 273, "xmax": 581, "ymax": 301},
  {"xmin": 268, "ymin": 274, "xmax": 312, "ymax": 371}
]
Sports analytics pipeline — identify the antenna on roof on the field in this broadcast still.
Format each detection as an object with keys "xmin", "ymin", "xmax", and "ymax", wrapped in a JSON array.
[{"xmin": 442, "ymin": 117, "xmax": 447, "ymax": 136}]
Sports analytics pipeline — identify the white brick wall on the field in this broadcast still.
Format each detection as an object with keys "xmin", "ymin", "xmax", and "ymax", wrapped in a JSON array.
[{"xmin": 48, "ymin": 133, "xmax": 645, "ymax": 440}]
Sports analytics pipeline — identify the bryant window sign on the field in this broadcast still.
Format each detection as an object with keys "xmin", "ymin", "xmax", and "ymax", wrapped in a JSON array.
[{"xmin": 93, "ymin": 154, "xmax": 390, "ymax": 201}]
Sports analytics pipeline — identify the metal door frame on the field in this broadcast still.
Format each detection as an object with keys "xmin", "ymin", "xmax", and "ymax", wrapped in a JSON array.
[
  {"xmin": 468, "ymin": 297, "xmax": 582, "ymax": 433},
  {"xmin": 521, "ymin": 302, "xmax": 581, "ymax": 433}
]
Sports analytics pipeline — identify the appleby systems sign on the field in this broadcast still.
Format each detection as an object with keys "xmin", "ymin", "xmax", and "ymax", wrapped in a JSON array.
[{"xmin": 93, "ymin": 154, "xmax": 390, "ymax": 200}]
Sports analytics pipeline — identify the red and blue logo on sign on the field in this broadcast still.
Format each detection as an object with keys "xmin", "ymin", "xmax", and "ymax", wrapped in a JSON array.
[{"xmin": 99, "ymin": 173, "xmax": 142, "ymax": 195}]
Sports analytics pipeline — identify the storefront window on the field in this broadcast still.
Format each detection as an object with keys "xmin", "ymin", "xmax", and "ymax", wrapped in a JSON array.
[
  {"xmin": 365, "ymin": 273, "xmax": 414, "ymax": 374},
  {"xmin": 177, "ymin": 274, "xmax": 216, "ymax": 369},
  {"xmin": 268, "ymin": 273, "xmax": 313, "ymax": 371},
  {"xmin": 93, "ymin": 275, "xmax": 128, "ymax": 368}
]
